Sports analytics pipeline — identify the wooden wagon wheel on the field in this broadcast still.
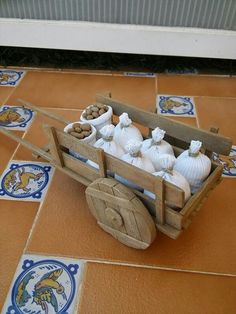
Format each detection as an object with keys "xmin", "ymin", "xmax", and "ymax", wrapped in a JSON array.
[{"xmin": 85, "ymin": 178, "xmax": 157, "ymax": 249}]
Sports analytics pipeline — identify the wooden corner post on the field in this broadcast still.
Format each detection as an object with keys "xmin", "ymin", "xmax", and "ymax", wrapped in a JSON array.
[
  {"xmin": 205, "ymin": 127, "xmax": 219, "ymax": 158},
  {"xmin": 154, "ymin": 177, "xmax": 165, "ymax": 225},
  {"xmin": 43, "ymin": 125, "xmax": 64, "ymax": 167},
  {"xmin": 96, "ymin": 148, "xmax": 107, "ymax": 178}
]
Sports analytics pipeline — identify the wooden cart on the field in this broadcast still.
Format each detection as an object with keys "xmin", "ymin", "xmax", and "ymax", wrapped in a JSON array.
[{"xmin": 0, "ymin": 93, "xmax": 232, "ymax": 249}]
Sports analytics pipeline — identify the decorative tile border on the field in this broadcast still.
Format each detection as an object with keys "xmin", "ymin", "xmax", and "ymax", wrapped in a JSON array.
[
  {"xmin": 2, "ymin": 254, "xmax": 85, "ymax": 314},
  {"xmin": 0, "ymin": 69, "xmax": 26, "ymax": 87},
  {"xmin": 165, "ymin": 68, "xmax": 198, "ymax": 75},
  {"xmin": 123, "ymin": 72, "xmax": 155, "ymax": 77},
  {"xmin": 0, "ymin": 105, "xmax": 35, "ymax": 131},
  {"xmin": 156, "ymin": 95, "xmax": 196, "ymax": 117},
  {"xmin": 0, "ymin": 161, "xmax": 54, "ymax": 202},
  {"xmin": 212, "ymin": 145, "xmax": 236, "ymax": 178}
]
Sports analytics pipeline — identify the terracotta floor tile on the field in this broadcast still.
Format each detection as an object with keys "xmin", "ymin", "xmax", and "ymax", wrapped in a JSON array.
[
  {"xmin": 79, "ymin": 263, "xmax": 236, "ymax": 314},
  {"xmin": 0, "ymin": 131, "xmax": 22, "ymax": 174},
  {"xmin": 26, "ymin": 169, "xmax": 236, "ymax": 275},
  {"xmin": 169, "ymin": 116, "xmax": 197, "ymax": 127},
  {"xmin": 7, "ymin": 71, "xmax": 156, "ymax": 111},
  {"xmin": 158, "ymin": 75, "xmax": 236, "ymax": 97},
  {"xmin": 0, "ymin": 201, "xmax": 38, "ymax": 307},
  {"xmin": 0, "ymin": 87, "xmax": 14, "ymax": 105},
  {"xmin": 195, "ymin": 97, "xmax": 236, "ymax": 142}
]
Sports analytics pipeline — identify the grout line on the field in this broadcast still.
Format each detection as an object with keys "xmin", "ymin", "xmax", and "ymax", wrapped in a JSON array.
[
  {"xmin": 2, "ymin": 66, "xmax": 113, "ymax": 76},
  {"xmin": 26, "ymin": 251, "xmax": 236, "ymax": 279},
  {"xmin": 157, "ymin": 73, "xmax": 232, "ymax": 78},
  {"xmin": 2, "ymin": 66, "xmax": 234, "ymax": 78},
  {"xmin": 1, "ymin": 143, "xmax": 21, "ymax": 175},
  {"xmin": 10, "ymin": 117, "xmax": 33, "ymax": 160},
  {"xmin": 195, "ymin": 109, "xmax": 200, "ymax": 128},
  {"xmin": 194, "ymin": 97, "xmax": 200, "ymax": 128},
  {"xmin": 84, "ymin": 259, "xmax": 236, "ymax": 278},
  {"xmin": 155, "ymin": 74, "xmax": 158, "ymax": 96},
  {"xmin": 156, "ymin": 94, "xmax": 236, "ymax": 100},
  {"xmin": 22, "ymin": 199, "xmax": 45, "ymax": 253},
  {"xmin": 74, "ymin": 262, "xmax": 88, "ymax": 314},
  {"xmin": 0, "ymin": 121, "xmax": 31, "ymax": 173},
  {"xmin": 2, "ymin": 66, "xmax": 235, "ymax": 81},
  {"xmin": 10, "ymin": 111, "xmax": 56, "ymax": 250},
  {"xmin": 0, "ymin": 85, "xmax": 17, "ymax": 105}
]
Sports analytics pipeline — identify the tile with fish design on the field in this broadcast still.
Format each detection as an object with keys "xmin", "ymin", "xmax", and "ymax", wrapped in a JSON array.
[
  {"xmin": 0, "ymin": 69, "xmax": 26, "ymax": 87},
  {"xmin": 0, "ymin": 105, "xmax": 35, "ymax": 131},
  {"xmin": 157, "ymin": 95, "xmax": 196, "ymax": 117},
  {"xmin": 0, "ymin": 161, "xmax": 54, "ymax": 202},
  {"xmin": 212, "ymin": 145, "xmax": 236, "ymax": 178},
  {"xmin": 2, "ymin": 254, "xmax": 85, "ymax": 314}
]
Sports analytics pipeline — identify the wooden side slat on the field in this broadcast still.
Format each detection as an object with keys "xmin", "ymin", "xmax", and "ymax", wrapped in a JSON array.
[
  {"xmin": 57, "ymin": 166, "xmax": 91, "ymax": 186},
  {"xmin": 180, "ymin": 165, "xmax": 223, "ymax": 220},
  {"xmin": 96, "ymin": 94, "xmax": 232, "ymax": 155},
  {"xmin": 55, "ymin": 127, "xmax": 184, "ymax": 208},
  {"xmin": 32, "ymin": 144, "xmax": 50, "ymax": 159},
  {"xmin": 56, "ymin": 128, "xmax": 98, "ymax": 162},
  {"xmin": 62, "ymin": 152, "xmax": 100, "ymax": 182},
  {"xmin": 105, "ymin": 154, "xmax": 185, "ymax": 208},
  {"xmin": 135, "ymin": 190, "xmax": 183, "ymax": 230}
]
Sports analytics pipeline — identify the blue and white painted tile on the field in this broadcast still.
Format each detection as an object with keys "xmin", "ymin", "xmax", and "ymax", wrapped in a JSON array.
[
  {"xmin": 212, "ymin": 145, "xmax": 236, "ymax": 178},
  {"xmin": 165, "ymin": 68, "xmax": 198, "ymax": 75},
  {"xmin": 123, "ymin": 72, "xmax": 155, "ymax": 77},
  {"xmin": 0, "ymin": 105, "xmax": 35, "ymax": 131},
  {"xmin": 0, "ymin": 69, "xmax": 26, "ymax": 86},
  {"xmin": 157, "ymin": 95, "xmax": 196, "ymax": 117},
  {"xmin": 0, "ymin": 161, "xmax": 54, "ymax": 202},
  {"xmin": 2, "ymin": 254, "xmax": 85, "ymax": 314}
]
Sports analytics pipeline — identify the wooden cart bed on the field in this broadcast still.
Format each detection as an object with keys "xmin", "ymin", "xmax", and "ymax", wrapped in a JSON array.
[{"xmin": 0, "ymin": 93, "xmax": 232, "ymax": 247}]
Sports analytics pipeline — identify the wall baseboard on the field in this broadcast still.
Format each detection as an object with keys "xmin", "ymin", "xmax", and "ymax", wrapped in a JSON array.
[{"xmin": 1, "ymin": 19, "xmax": 236, "ymax": 59}]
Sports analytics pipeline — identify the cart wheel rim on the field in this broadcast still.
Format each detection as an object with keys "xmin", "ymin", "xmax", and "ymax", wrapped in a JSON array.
[{"xmin": 85, "ymin": 178, "xmax": 156, "ymax": 249}]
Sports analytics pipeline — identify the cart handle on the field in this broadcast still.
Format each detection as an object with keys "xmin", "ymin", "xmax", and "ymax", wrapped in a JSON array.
[
  {"xmin": 0, "ymin": 128, "xmax": 53, "ymax": 162},
  {"xmin": 17, "ymin": 99, "xmax": 71, "ymax": 125}
]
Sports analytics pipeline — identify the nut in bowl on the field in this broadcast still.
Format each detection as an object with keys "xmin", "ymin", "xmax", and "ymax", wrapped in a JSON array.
[
  {"xmin": 64, "ymin": 122, "xmax": 96, "ymax": 161},
  {"xmin": 80, "ymin": 103, "xmax": 113, "ymax": 138}
]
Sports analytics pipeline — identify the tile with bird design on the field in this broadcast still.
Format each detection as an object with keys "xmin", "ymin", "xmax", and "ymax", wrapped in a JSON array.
[
  {"xmin": 0, "ymin": 161, "xmax": 54, "ymax": 202},
  {"xmin": 0, "ymin": 69, "xmax": 26, "ymax": 87},
  {"xmin": 2, "ymin": 254, "xmax": 85, "ymax": 314},
  {"xmin": 157, "ymin": 95, "xmax": 196, "ymax": 117},
  {"xmin": 0, "ymin": 105, "xmax": 35, "ymax": 131},
  {"xmin": 212, "ymin": 145, "xmax": 236, "ymax": 178}
]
